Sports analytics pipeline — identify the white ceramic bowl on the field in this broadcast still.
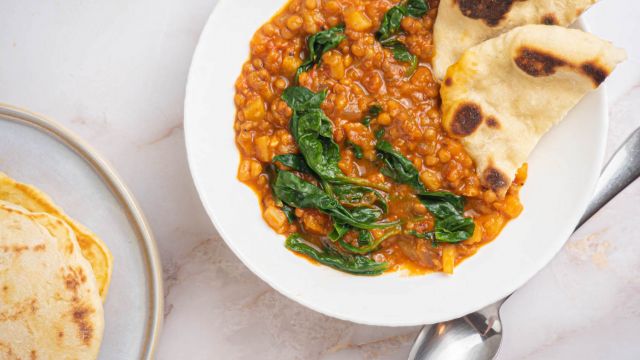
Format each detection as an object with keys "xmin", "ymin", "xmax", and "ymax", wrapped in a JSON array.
[{"xmin": 184, "ymin": 0, "xmax": 605, "ymax": 326}]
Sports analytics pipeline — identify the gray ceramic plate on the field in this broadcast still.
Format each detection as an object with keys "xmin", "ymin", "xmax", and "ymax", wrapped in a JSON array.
[{"xmin": 0, "ymin": 104, "xmax": 162, "ymax": 359}]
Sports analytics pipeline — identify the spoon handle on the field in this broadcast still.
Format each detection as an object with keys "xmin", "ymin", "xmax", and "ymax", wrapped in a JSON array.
[{"xmin": 577, "ymin": 127, "xmax": 640, "ymax": 228}]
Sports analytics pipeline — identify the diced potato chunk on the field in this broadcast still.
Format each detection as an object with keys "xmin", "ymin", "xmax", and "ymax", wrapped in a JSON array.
[
  {"xmin": 345, "ymin": 9, "xmax": 372, "ymax": 31},
  {"xmin": 264, "ymin": 206, "xmax": 288, "ymax": 232},
  {"xmin": 243, "ymin": 98, "xmax": 266, "ymax": 122},
  {"xmin": 442, "ymin": 245, "xmax": 456, "ymax": 274},
  {"xmin": 282, "ymin": 56, "xmax": 302, "ymax": 77},
  {"xmin": 254, "ymin": 135, "xmax": 272, "ymax": 162}
]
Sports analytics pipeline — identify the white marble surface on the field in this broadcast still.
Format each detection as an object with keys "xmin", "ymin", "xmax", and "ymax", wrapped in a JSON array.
[{"xmin": 1, "ymin": 1, "xmax": 639, "ymax": 359}]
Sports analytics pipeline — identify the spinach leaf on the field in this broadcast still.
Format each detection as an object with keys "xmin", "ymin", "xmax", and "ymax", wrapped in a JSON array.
[
  {"xmin": 281, "ymin": 87, "xmax": 327, "ymax": 111},
  {"xmin": 376, "ymin": 6, "xmax": 407, "ymax": 42},
  {"xmin": 376, "ymin": 0, "xmax": 429, "ymax": 41},
  {"xmin": 420, "ymin": 200, "xmax": 475, "ymax": 243},
  {"xmin": 358, "ymin": 229, "xmax": 374, "ymax": 247},
  {"xmin": 383, "ymin": 39, "xmax": 418, "ymax": 76},
  {"xmin": 329, "ymin": 221, "xmax": 350, "ymax": 241},
  {"xmin": 376, "ymin": 139, "xmax": 426, "ymax": 192},
  {"xmin": 362, "ymin": 104, "xmax": 382, "ymax": 126},
  {"xmin": 419, "ymin": 191, "xmax": 465, "ymax": 213},
  {"xmin": 286, "ymin": 234, "xmax": 388, "ymax": 275},
  {"xmin": 339, "ymin": 225, "xmax": 402, "ymax": 254},
  {"xmin": 407, "ymin": 230, "xmax": 435, "ymax": 240},
  {"xmin": 266, "ymin": 164, "xmax": 297, "ymax": 223},
  {"xmin": 405, "ymin": 0, "xmax": 429, "ymax": 17},
  {"xmin": 273, "ymin": 170, "xmax": 398, "ymax": 230},
  {"xmin": 273, "ymin": 154, "xmax": 312, "ymax": 174},
  {"xmin": 349, "ymin": 206, "xmax": 384, "ymax": 224},
  {"xmin": 374, "ymin": 140, "xmax": 474, "ymax": 243},
  {"xmin": 282, "ymin": 87, "xmax": 390, "ymax": 191},
  {"xmin": 295, "ymin": 25, "xmax": 346, "ymax": 83},
  {"xmin": 375, "ymin": 0, "xmax": 428, "ymax": 76},
  {"xmin": 347, "ymin": 141, "xmax": 364, "ymax": 159},
  {"xmin": 332, "ymin": 183, "xmax": 388, "ymax": 213}
]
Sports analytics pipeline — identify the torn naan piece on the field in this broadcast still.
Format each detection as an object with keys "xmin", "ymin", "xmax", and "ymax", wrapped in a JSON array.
[
  {"xmin": 441, "ymin": 25, "xmax": 626, "ymax": 196},
  {"xmin": 0, "ymin": 172, "xmax": 113, "ymax": 300},
  {"xmin": 432, "ymin": 0, "xmax": 598, "ymax": 79},
  {"xmin": 0, "ymin": 201, "xmax": 104, "ymax": 359}
]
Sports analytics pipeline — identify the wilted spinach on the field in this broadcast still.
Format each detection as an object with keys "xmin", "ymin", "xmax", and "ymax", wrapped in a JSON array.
[
  {"xmin": 266, "ymin": 164, "xmax": 297, "ymax": 223},
  {"xmin": 419, "ymin": 199, "xmax": 475, "ymax": 243},
  {"xmin": 273, "ymin": 154, "xmax": 312, "ymax": 174},
  {"xmin": 375, "ymin": 138, "xmax": 475, "ymax": 243},
  {"xmin": 375, "ymin": 0, "xmax": 428, "ymax": 76},
  {"xmin": 332, "ymin": 183, "xmax": 388, "ymax": 213},
  {"xmin": 282, "ymin": 86, "xmax": 389, "ymax": 191},
  {"xmin": 339, "ymin": 225, "xmax": 402, "ymax": 254},
  {"xmin": 347, "ymin": 141, "xmax": 364, "ymax": 159},
  {"xmin": 286, "ymin": 234, "xmax": 388, "ymax": 275},
  {"xmin": 273, "ymin": 170, "xmax": 398, "ymax": 230},
  {"xmin": 295, "ymin": 25, "xmax": 346, "ymax": 83},
  {"xmin": 376, "ymin": 139, "xmax": 425, "ymax": 192},
  {"xmin": 383, "ymin": 39, "xmax": 419, "ymax": 76},
  {"xmin": 362, "ymin": 104, "xmax": 383, "ymax": 126}
]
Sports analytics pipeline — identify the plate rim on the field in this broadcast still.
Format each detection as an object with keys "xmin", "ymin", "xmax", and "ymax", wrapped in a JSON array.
[
  {"xmin": 0, "ymin": 103, "xmax": 164, "ymax": 358},
  {"xmin": 184, "ymin": 2, "xmax": 608, "ymax": 326}
]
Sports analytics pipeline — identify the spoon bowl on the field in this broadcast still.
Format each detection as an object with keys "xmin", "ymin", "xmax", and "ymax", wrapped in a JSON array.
[{"xmin": 408, "ymin": 300, "xmax": 505, "ymax": 360}]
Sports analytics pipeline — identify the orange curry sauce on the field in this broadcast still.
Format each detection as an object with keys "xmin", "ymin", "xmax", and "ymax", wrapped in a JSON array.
[{"xmin": 233, "ymin": 0, "xmax": 526, "ymax": 274}]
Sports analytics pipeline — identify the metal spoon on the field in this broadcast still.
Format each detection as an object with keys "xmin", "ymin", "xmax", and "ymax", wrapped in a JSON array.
[{"xmin": 408, "ymin": 127, "xmax": 640, "ymax": 360}]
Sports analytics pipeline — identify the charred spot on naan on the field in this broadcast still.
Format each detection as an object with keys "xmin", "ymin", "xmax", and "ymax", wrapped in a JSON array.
[
  {"xmin": 483, "ymin": 167, "xmax": 510, "ymax": 192},
  {"xmin": 514, "ymin": 47, "xmax": 566, "ymax": 76},
  {"xmin": 486, "ymin": 117, "xmax": 501, "ymax": 129},
  {"xmin": 515, "ymin": 47, "xmax": 612, "ymax": 87},
  {"xmin": 541, "ymin": 14, "xmax": 557, "ymax": 25},
  {"xmin": 580, "ymin": 62, "xmax": 609, "ymax": 86},
  {"xmin": 456, "ymin": 0, "xmax": 525, "ymax": 26},
  {"xmin": 63, "ymin": 266, "xmax": 88, "ymax": 293},
  {"xmin": 71, "ymin": 302, "xmax": 96, "ymax": 346},
  {"xmin": 444, "ymin": 77, "xmax": 453, "ymax": 86},
  {"xmin": 450, "ymin": 102, "xmax": 483, "ymax": 136}
]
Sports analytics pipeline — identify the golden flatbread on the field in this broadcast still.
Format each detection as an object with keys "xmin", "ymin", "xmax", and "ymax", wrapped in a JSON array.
[
  {"xmin": 432, "ymin": 0, "xmax": 598, "ymax": 79},
  {"xmin": 441, "ymin": 25, "xmax": 626, "ymax": 196},
  {"xmin": 0, "ymin": 201, "xmax": 104, "ymax": 359},
  {"xmin": 0, "ymin": 172, "xmax": 112, "ymax": 300}
]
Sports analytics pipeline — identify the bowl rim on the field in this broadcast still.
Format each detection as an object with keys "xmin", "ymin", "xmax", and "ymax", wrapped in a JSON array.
[{"xmin": 184, "ymin": 1, "xmax": 606, "ymax": 326}]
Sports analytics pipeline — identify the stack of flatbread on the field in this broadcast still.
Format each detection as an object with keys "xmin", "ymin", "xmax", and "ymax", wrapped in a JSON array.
[
  {"xmin": 0, "ymin": 172, "xmax": 112, "ymax": 359},
  {"xmin": 432, "ymin": 0, "xmax": 627, "ymax": 196}
]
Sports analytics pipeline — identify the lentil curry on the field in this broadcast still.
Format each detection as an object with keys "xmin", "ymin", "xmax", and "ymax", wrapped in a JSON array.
[{"xmin": 234, "ymin": 0, "xmax": 526, "ymax": 275}]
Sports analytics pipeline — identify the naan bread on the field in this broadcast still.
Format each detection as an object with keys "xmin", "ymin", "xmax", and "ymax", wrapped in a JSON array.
[
  {"xmin": 441, "ymin": 25, "xmax": 626, "ymax": 196},
  {"xmin": 0, "ymin": 201, "xmax": 104, "ymax": 360},
  {"xmin": 432, "ymin": 0, "xmax": 598, "ymax": 79},
  {"xmin": 0, "ymin": 172, "xmax": 112, "ymax": 300}
]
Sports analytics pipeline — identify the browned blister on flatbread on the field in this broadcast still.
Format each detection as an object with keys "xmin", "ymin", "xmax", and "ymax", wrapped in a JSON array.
[
  {"xmin": 441, "ymin": 25, "xmax": 626, "ymax": 196},
  {"xmin": 433, "ymin": 0, "xmax": 598, "ymax": 79}
]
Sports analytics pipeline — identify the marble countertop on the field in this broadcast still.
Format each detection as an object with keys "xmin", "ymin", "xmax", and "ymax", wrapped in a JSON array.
[{"xmin": 1, "ymin": 1, "xmax": 639, "ymax": 359}]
